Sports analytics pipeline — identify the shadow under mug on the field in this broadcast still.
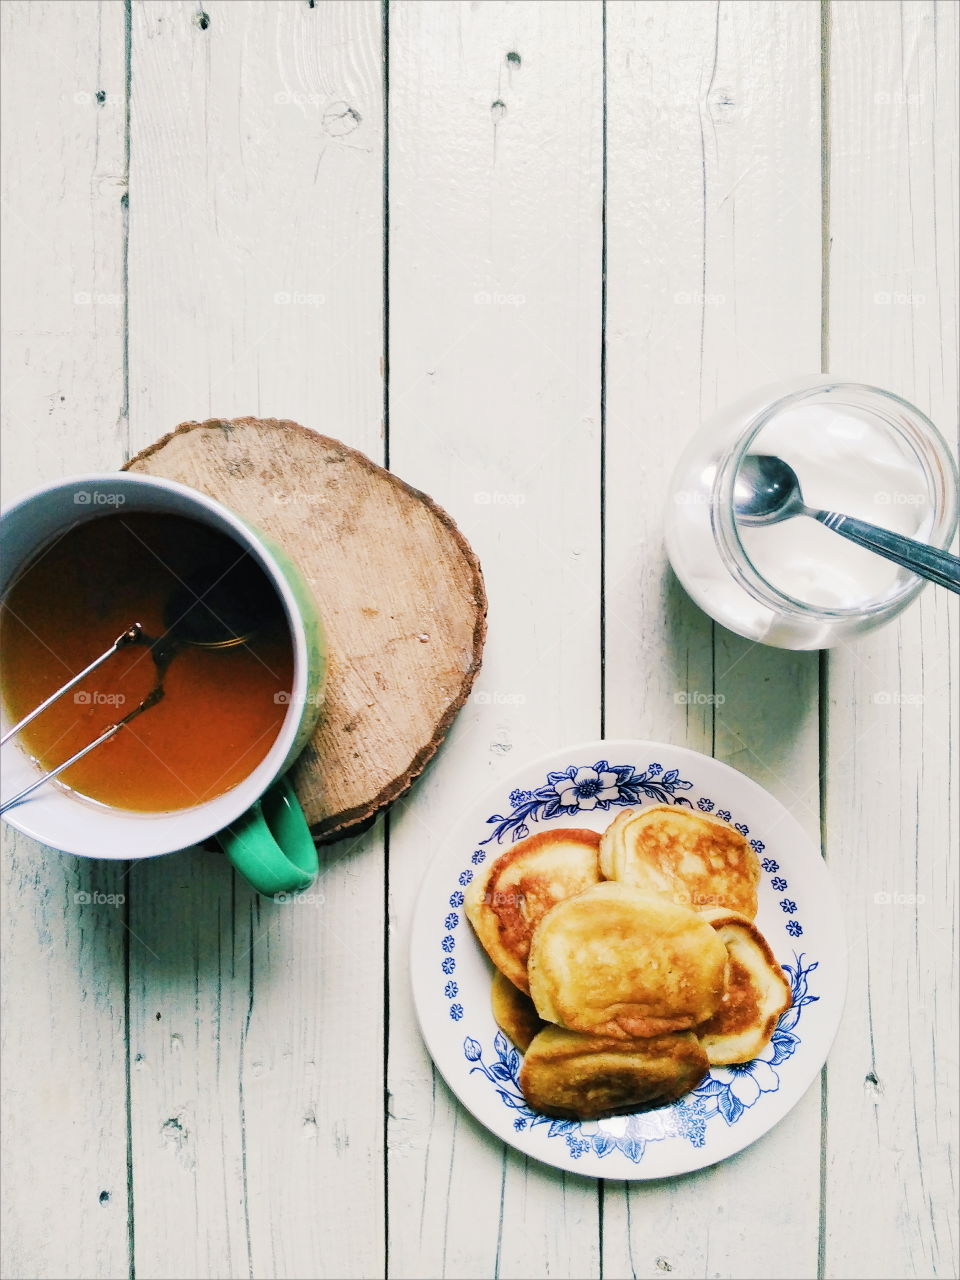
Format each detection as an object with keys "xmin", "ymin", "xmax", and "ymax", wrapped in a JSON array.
[{"xmin": 0, "ymin": 473, "xmax": 327, "ymax": 897}]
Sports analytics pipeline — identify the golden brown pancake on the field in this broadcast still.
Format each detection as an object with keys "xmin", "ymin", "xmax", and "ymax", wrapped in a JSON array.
[
  {"xmin": 527, "ymin": 882, "xmax": 728, "ymax": 1038},
  {"xmin": 696, "ymin": 909, "xmax": 792, "ymax": 1064},
  {"xmin": 464, "ymin": 828, "xmax": 602, "ymax": 993},
  {"xmin": 518, "ymin": 1025, "xmax": 709, "ymax": 1120},
  {"xmin": 599, "ymin": 804, "xmax": 760, "ymax": 919},
  {"xmin": 491, "ymin": 971, "xmax": 544, "ymax": 1052}
]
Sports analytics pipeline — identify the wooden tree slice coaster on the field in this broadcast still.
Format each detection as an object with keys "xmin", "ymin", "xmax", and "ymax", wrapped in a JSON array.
[{"xmin": 125, "ymin": 418, "xmax": 487, "ymax": 841}]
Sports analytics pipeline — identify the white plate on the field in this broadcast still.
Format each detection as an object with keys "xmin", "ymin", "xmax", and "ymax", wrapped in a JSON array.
[{"xmin": 410, "ymin": 739, "xmax": 846, "ymax": 1179}]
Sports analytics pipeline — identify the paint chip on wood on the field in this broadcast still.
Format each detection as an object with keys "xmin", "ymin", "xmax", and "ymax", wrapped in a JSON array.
[
  {"xmin": 864, "ymin": 1070, "xmax": 883, "ymax": 1097},
  {"xmin": 161, "ymin": 1116, "xmax": 187, "ymax": 1148},
  {"xmin": 323, "ymin": 102, "xmax": 362, "ymax": 136}
]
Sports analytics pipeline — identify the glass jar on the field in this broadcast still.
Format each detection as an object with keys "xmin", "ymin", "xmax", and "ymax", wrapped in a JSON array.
[{"xmin": 665, "ymin": 380, "xmax": 959, "ymax": 649}]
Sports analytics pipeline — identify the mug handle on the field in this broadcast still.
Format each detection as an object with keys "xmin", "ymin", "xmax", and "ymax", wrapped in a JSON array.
[{"xmin": 216, "ymin": 775, "xmax": 318, "ymax": 897}]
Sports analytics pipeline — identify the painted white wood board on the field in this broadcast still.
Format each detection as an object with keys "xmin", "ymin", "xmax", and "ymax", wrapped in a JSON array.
[
  {"xmin": 602, "ymin": 4, "xmax": 824, "ymax": 1277},
  {"xmin": 125, "ymin": 2, "xmax": 385, "ymax": 1277},
  {"xmin": 385, "ymin": 2, "xmax": 603, "ymax": 1276},
  {"xmin": 0, "ymin": 3, "xmax": 130, "ymax": 1278},
  {"xmin": 821, "ymin": 3, "xmax": 959, "ymax": 1277}
]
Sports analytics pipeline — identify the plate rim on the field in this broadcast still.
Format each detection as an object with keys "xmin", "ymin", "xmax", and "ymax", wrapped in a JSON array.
[{"xmin": 410, "ymin": 736, "xmax": 847, "ymax": 1180}]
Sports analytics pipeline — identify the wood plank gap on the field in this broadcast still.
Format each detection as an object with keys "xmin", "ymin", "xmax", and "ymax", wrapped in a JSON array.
[
  {"xmin": 701, "ymin": 1, "xmax": 719, "ymax": 766},
  {"xmin": 599, "ymin": 0, "xmax": 608, "ymax": 743},
  {"xmin": 817, "ymin": 6, "xmax": 831, "ymax": 1275},
  {"xmin": 122, "ymin": 7, "xmax": 134, "ymax": 1275},
  {"xmin": 239, "ymin": 925, "xmax": 255, "ymax": 1280},
  {"xmin": 121, "ymin": 0, "xmax": 131, "ymax": 452},
  {"xmin": 123, "ymin": 883, "xmax": 136, "ymax": 1280},
  {"xmin": 382, "ymin": 7, "xmax": 392, "ymax": 1277},
  {"xmin": 711, "ymin": 620, "xmax": 717, "ymax": 757},
  {"xmin": 820, "ymin": 0, "xmax": 831, "ymax": 375},
  {"xmin": 698, "ymin": 1, "xmax": 721, "ymax": 422},
  {"xmin": 598, "ymin": 2, "xmax": 608, "ymax": 1253},
  {"xmin": 818, "ymin": 1061, "xmax": 829, "ymax": 1280},
  {"xmin": 383, "ymin": 810, "xmax": 392, "ymax": 1280},
  {"xmin": 818, "ymin": 644, "xmax": 830, "ymax": 1280},
  {"xmin": 382, "ymin": 0, "xmax": 391, "ymax": 475}
]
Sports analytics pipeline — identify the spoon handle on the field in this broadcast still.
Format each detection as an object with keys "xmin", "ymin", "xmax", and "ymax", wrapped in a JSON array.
[
  {"xmin": 814, "ymin": 511, "xmax": 960, "ymax": 594},
  {"xmin": 0, "ymin": 623, "xmax": 145, "ymax": 747}
]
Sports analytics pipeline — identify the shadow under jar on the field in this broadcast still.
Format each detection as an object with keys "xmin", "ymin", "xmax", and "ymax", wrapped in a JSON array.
[{"xmin": 665, "ymin": 380, "xmax": 959, "ymax": 649}]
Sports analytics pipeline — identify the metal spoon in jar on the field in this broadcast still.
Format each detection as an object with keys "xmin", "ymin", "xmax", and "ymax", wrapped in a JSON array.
[{"xmin": 734, "ymin": 454, "xmax": 960, "ymax": 594}]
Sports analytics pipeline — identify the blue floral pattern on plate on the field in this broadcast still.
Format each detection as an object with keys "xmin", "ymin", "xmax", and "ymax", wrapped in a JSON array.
[
  {"xmin": 482, "ymin": 758, "xmax": 694, "ymax": 845},
  {"xmin": 442, "ymin": 761, "xmax": 812, "ymax": 1026},
  {"xmin": 440, "ymin": 757, "xmax": 821, "ymax": 1163},
  {"xmin": 462, "ymin": 955, "xmax": 818, "ymax": 1163}
]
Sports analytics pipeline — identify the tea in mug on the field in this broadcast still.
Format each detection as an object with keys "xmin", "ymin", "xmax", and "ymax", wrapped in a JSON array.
[{"xmin": 0, "ymin": 512, "xmax": 294, "ymax": 811}]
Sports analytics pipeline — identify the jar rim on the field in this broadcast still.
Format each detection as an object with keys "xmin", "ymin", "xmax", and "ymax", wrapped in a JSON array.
[{"xmin": 710, "ymin": 381, "xmax": 960, "ymax": 622}]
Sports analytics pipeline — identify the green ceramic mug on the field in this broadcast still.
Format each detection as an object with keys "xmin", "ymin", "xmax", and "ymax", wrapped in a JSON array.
[{"xmin": 0, "ymin": 473, "xmax": 326, "ymax": 897}]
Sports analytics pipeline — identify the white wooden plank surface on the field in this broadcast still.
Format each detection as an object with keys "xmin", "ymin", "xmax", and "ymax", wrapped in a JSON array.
[
  {"xmin": 602, "ymin": 4, "xmax": 824, "ymax": 1277},
  {"xmin": 125, "ymin": 3, "xmax": 384, "ymax": 1277},
  {"xmin": 822, "ymin": 3, "xmax": 959, "ymax": 1277},
  {"xmin": 0, "ymin": 4, "xmax": 130, "ymax": 1278},
  {"xmin": 1, "ymin": 3, "xmax": 958, "ymax": 1278},
  {"xmin": 386, "ymin": 2, "xmax": 603, "ymax": 1276}
]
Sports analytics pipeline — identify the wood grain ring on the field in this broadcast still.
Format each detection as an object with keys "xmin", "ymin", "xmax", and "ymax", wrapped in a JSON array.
[{"xmin": 124, "ymin": 417, "xmax": 487, "ymax": 841}]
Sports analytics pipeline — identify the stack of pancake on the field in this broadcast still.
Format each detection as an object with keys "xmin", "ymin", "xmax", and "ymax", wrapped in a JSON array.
[{"xmin": 465, "ymin": 805, "xmax": 791, "ymax": 1120}]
